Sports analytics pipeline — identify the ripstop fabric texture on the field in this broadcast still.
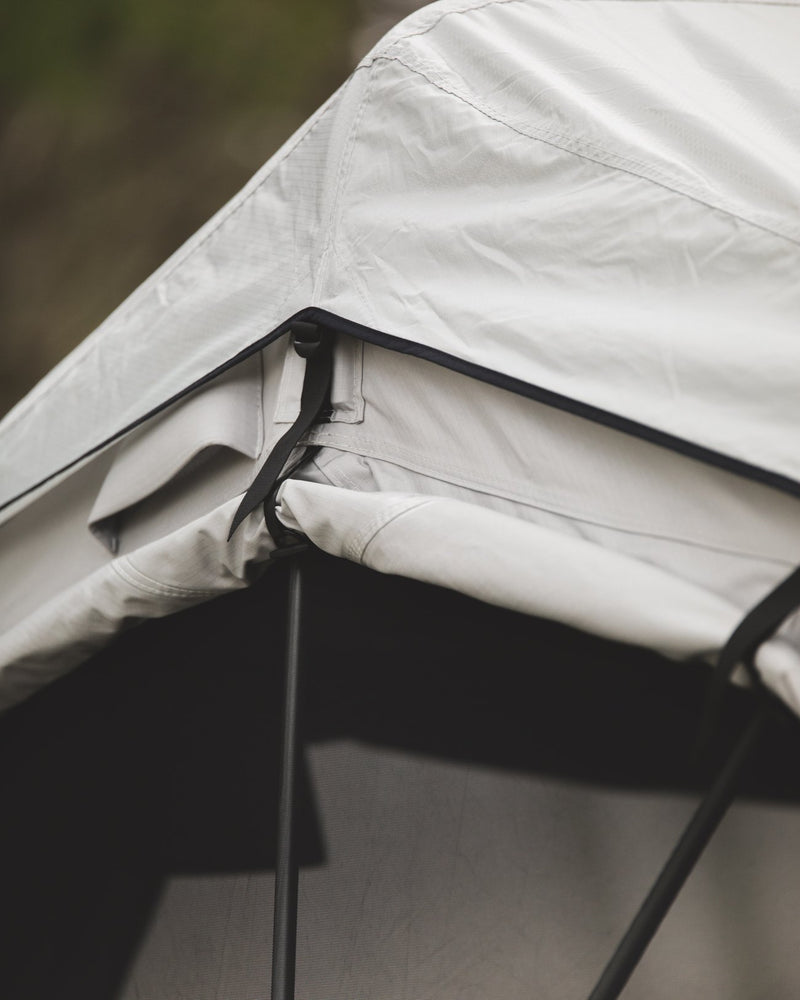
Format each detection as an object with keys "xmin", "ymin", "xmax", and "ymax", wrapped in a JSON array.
[{"xmin": 1, "ymin": 0, "xmax": 800, "ymax": 713}]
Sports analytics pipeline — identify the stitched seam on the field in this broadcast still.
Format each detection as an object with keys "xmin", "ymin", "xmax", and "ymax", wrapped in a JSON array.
[
  {"xmin": 344, "ymin": 495, "xmax": 418, "ymax": 560},
  {"xmin": 351, "ymin": 339, "xmax": 365, "ymax": 422},
  {"xmin": 307, "ymin": 428, "xmax": 561, "ymax": 492},
  {"xmin": 380, "ymin": 53, "xmax": 800, "ymax": 248},
  {"xmin": 332, "ymin": 336, "xmax": 365, "ymax": 423},
  {"xmin": 362, "ymin": 0, "xmax": 800, "ymax": 74},
  {"xmin": 348, "ymin": 496, "xmax": 438, "ymax": 562},
  {"xmin": 309, "ymin": 455, "xmax": 364, "ymax": 491},
  {"xmin": 256, "ymin": 350, "xmax": 266, "ymax": 454},
  {"xmin": 306, "ymin": 432, "xmax": 799, "ymax": 563},
  {"xmin": 113, "ymin": 558, "xmax": 220, "ymax": 599},
  {"xmin": 368, "ymin": 0, "xmax": 800, "ymax": 56},
  {"xmin": 363, "ymin": 0, "xmax": 800, "ymax": 64},
  {"xmin": 368, "ymin": 0, "xmax": 525, "ymax": 61},
  {"xmin": 314, "ymin": 67, "xmax": 376, "ymax": 306},
  {"xmin": 332, "ymin": 234, "xmax": 380, "ymax": 330}
]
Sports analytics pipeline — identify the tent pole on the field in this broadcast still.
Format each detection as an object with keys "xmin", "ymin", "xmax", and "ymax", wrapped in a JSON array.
[
  {"xmin": 586, "ymin": 695, "xmax": 771, "ymax": 1000},
  {"xmin": 271, "ymin": 557, "xmax": 305, "ymax": 1000}
]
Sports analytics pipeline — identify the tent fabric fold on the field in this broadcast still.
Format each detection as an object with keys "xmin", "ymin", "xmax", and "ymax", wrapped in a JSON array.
[
  {"xmin": 277, "ymin": 480, "xmax": 800, "ymax": 705},
  {"xmin": 2, "ymin": 0, "xmax": 800, "ymax": 709},
  {"xmin": 2, "ymin": 473, "xmax": 800, "ymax": 716},
  {"xmin": 0, "ymin": 496, "xmax": 275, "ymax": 711},
  {"xmin": 3, "ymin": 3, "xmax": 800, "ymax": 994}
]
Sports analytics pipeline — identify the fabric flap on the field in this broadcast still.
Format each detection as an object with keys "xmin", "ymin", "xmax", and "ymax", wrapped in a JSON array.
[
  {"xmin": 0, "ymin": 493, "xmax": 274, "ymax": 712},
  {"xmin": 89, "ymin": 359, "xmax": 262, "ymax": 550},
  {"xmin": 277, "ymin": 480, "xmax": 800, "ymax": 716}
]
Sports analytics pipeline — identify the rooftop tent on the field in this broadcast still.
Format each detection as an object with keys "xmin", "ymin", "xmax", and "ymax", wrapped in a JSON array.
[{"xmin": 1, "ymin": 0, "xmax": 800, "ymax": 997}]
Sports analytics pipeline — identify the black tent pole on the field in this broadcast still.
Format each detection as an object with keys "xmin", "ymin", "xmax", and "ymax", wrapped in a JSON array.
[
  {"xmin": 271, "ymin": 556, "xmax": 305, "ymax": 1000},
  {"xmin": 586, "ymin": 694, "xmax": 771, "ymax": 1000}
]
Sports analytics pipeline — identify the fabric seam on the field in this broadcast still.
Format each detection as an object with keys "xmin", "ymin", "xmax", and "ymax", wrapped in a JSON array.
[
  {"xmin": 112, "ymin": 558, "xmax": 221, "ymax": 599},
  {"xmin": 367, "ymin": 0, "xmax": 800, "ymax": 63},
  {"xmin": 379, "ymin": 53, "xmax": 800, "ymax": 248},
  {"xmin": 313, "ymin": 67, "xmax": 376, "ymax": 307},
  {"xmin": 306, "ymin": 432, "xmax": 798, "ymax": 564},
  {"xmin": 350, "ymin": 496, "xmax": 438, "ymax": 562}
]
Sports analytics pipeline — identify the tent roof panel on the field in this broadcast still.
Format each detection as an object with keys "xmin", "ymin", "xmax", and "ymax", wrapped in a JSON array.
[{"xmin": 2, "ymin": 0, "xmax": 799, "ymax": 509}]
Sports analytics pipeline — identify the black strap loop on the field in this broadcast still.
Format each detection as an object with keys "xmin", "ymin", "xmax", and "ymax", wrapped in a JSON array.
[
  {"xmin": 697, "ymin": 563, "xmax": 800, "ymax": 753},
  {"xmin": 263, "ymin": 446, "xmax": 322, "ymax": 557},
  {"xmin": 714, "ymin": 564, "xmax": 800, "ymax": 688},
  {"xmin": 227, "ymin": 323, "xmax": 333, "ymax": 541}
]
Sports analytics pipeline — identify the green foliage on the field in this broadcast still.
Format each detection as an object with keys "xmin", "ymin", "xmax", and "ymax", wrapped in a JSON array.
[
  {"xmin": 1, "ymin": 0, "xmax": 358, "ymax": 110},
  {"xmin": 0, "ymin": 0, "xmax": 361, "ymax": 418}
]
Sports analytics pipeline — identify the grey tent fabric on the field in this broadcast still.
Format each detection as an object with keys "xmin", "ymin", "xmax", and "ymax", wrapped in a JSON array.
[
  {"xmin": 3, "ymin": 0, "xmax": 800, "ymax": 714},
  {"xmin": 2, "ymin": 3, "xmax": 800, "ymax": 995},
  {"xmin": 2, "ymin": 334, "xmax": 800, "ymax": 712}
]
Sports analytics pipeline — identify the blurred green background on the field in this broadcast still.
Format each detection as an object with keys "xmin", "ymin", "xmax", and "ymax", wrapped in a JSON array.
[{"xmin": 0, "ymin": 0, "xmax": 425, "ymax": 419}]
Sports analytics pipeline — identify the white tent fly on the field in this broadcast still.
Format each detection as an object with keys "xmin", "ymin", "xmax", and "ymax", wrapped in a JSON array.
[{"xmin": 1, "ymin": 0, "xmax": 800, "ymax": 997}]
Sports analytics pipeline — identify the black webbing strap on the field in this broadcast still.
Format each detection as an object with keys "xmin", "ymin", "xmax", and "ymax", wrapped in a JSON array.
[
  {"xmin": 264, "ymin": 446, "xmax": 322, "ymax": 558},
  {"xmin": 586, "ymin": 563, "xmax": 800, "ymax": 1000},
  {"xmin": 228, "ymin": 322, "xmax": 332, "ymax": 542},
  {"xmin": 700, "ymin": 564, "xmax": 800, "ymax": 740}
]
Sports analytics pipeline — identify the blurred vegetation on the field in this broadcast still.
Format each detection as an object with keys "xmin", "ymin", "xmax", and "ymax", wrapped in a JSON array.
[
  {"xmin": 0, "ymin": 0, "xmax": 367, "ymax": 418},
  {"xmin": 2, "ymin": 1, "xmax": 358, "ymax": 110}
]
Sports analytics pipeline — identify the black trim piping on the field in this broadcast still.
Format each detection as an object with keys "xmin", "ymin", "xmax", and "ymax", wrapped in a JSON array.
[
  {"xmin": 4, "ymin": 306, "xmax": 800, "ymax": 515},
  {"xmin": 0, "ymin": 320, "xmax": 293, "ymax": 515},
  {"xmin": 308, "ymin": 308, "xmax": 800, "ymax": 501}
]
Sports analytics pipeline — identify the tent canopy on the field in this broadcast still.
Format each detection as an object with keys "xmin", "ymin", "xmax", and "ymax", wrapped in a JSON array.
[
  {"xmin": 3, "ymin": 2, "xmax": 800, "ymax": 998},
  {"xmin": 1, "ymin": 0, "xmax": 800, "ymax": 708},
  {"xmin": 3, "ymin": 0, "xmax": 800, "ymax": 507}
]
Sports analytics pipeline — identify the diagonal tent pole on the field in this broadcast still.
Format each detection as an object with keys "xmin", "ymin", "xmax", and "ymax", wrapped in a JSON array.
[
  {"xmin": 271, "ymin": 557, "xmax": 306, "ymax": 1000},
  {"xmin": 589, "ymin": 563, "xmax": 800, "ymax": 999},
  {"xmin": 586, "ymin": 694, "xmax": 771, "ymax": 1000}
]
